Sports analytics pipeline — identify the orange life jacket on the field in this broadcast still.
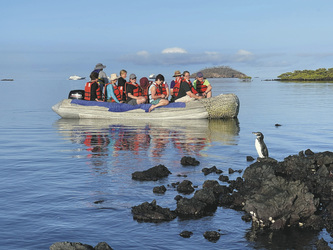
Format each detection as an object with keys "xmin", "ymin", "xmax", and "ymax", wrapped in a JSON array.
[
  {"xmin": 172, "ymin": 77, "xmax": 183, "ymax": 98},
  {"xmin": 84, "ymin": 80, "xmax": 101, "ymax": 101},
  {"xmin": 156, "ymin": 82, "xmax": 168, "ymax": 96},
  {"xmin": 172, "ymin": 78, "xmax": 197, "ymax": 98},
  {"xmin": 195, "ymin": 80, "xmax": 208, "ymax": 94},
  {"xmin": 118, "ymin": 85, "xmax": 125, "ymax": 101},
  {"xmin": 104, "ymin": 83, "xmax": 122, "ymax": 102},
  {"xmin": 188, "ymin": 80, "xmax": 198, "ymax": 95},
  {"xmin": 126, "ymin": 82, "xmax": 143, "ymax": 97}
]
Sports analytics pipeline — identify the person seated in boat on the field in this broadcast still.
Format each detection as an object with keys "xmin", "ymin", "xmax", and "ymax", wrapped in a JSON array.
[
  {"xmin": 170, "ymin": 70, "xmax": 182, "ymax": 100},
  {"xmin": 125, "ymin": 74, "xmax": 146, "ymax": 105},
  {"xmin": 148, "ymin": 74, "xmax": 169, "ymax": 112},
  {"xmin": 118, "ymin": 69, "xmax": 127, "ymax": 102},
  {"xmin": 173, "ymin": 71, "xmax": 203, "ymax": 102},
  {"xmin": 192, "ymin": 72, "xmax": 212, "ymax": 98},
  {"xmin": 148, "ymin": 74, "xmax": 170, "ymax": 101},
  {"xmin": 160, "ymin": 79, "xmax": 170, "ymax": 100},
  {"xmin": 84, "ymin": 72, "xmax": 103, "ymax": 101},
  {"xmin": 92, "ymin": 63, "xmax": 109, "ymax": 84},
  {"xmin": 140, "ymin": 77, "xmax": 151, "ymax": 104},
  {"xmin": 104, "ymin": 73, "xmax": 124, "ymax": 103}
]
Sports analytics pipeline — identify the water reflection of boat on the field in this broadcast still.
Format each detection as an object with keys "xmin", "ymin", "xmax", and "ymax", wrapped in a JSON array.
[{"xmin": 54, "ymin": 118, "xmax": 240, "ymax": 158}]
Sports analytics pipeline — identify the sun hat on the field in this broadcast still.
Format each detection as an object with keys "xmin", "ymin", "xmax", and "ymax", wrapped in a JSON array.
[
  {"xmin": 95, "ymin": 63, "xmax": 106, "ymax": 70},
  {"xmin": 129, "ymin": 73, "xmax": 137, "ymax": 79},
  {"xmin": 109, "ymin": 73, "xmax": 119, "ymax": 81},
  {"xmin": 196, "ymin": 72, "xmax": 204, "ymax": 78},
  {"xmin": 173, "ymin": 70, "xmax": 182, "ymax": 77}
]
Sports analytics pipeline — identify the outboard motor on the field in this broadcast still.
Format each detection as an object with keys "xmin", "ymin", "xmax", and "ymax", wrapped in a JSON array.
[{"xmin": 68, "ymin": 90, "xmax": 85, "ymax": 100}]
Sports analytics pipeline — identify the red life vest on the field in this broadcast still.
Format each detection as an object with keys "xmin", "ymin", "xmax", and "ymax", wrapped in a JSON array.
[
  {"xmin": 188, "ymin": 80, "xmax": 198, "ymax": 95},
  {"xmin": 84, "ymin": 80, "xmax": 102, "ymax": 101},
  {"xmin": 156, "ymin": 82, "xmax": 168, "ymax": 96},
  {"xmin": 172, "ymin": 78, "xmax": 197, "ymax": 98},
  {"xmin": 104, "ymin": 83, "xmax": 122, "ymax": 102},
  {"xmin": 195, "ymin": 80, "xmax": 208, "ymax": 94},
  {"xmin": 118, "ymin": 85, "xmax": 125, "ymax": 101},
  {"xmin": 126, "ymin": 82, "xmax": 143, "ymax": 97},
  {"xmin": 172, "ymin": 77, "xmax": 183, "ymax": 98}
]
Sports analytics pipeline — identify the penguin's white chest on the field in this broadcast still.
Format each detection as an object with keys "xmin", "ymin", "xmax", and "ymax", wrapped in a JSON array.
[{"xmin": 255, "ymin": 139, "xmax": 264, "ymax": 158}]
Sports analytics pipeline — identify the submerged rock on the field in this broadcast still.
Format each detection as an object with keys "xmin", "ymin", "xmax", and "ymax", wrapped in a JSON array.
[
  {"xmin": 175, "ymin": 180, "xmax": 230, "ymax": 218},
  {"xmin": 203, "ymin": 231, "xmax": 220, "ymax": 242},
  {"xmin": 50, "ymin": 241, "xmax": 113, "ymax": 250},
  {"xmin": 95, "ymin": 242, "xmax": 113, "ymax": 250},
  {"xmin": 179, "ymin": 230, "xmax": 193, "ymax": 238},
  {"xmin": 175, "ymin": 196, "xmax": 210, "ymax": 218},
  {"xmin": 132, "ymin": 164, "xmax": 171, "ymax": 181},
  {"xmin": 181, "ymin": 156, "xmax": 200, "ymax": 166},
  {"xmin": 177, "ymin": 180, "xmax": 195, "ymax": 194},
  {"xmin": 228, "ymin": 168, "xmax": 242, "ymax": 174},
  {"xmin": 131, "ymin": 200, "xmax": 176, "ymax": 222},
  {"xmin": 202, "ymin": 166, "xmax": 223, "ymax": 175},
  {"xmin": 218, "ymin": 175, "xmax": 229, "ymax": 182},
  {"xmin": 246, "ymin": 156, "xmax": 255, "ymax": 161},
  {"xmin": 153, "ymin": 185, "xmax": 167, "ymax": 194}
]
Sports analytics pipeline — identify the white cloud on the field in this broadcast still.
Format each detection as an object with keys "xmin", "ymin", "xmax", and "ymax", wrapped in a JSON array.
[
  {"xmin": 205, "ymin": 51, "xmax": 219, "ymax": 55},
  {"xmin": 119, "ymin": 49, "xmax": 258, "ymax": 66},
  {"xmin": 236, "ymin": 49, "xmax": 253, "ymax": 56},
  {"xmin": 161, "ymin": 47, "xmax": 187, "ymax": 54},
  {"xmin": 136, "ymin": 50, "xmax": 149, "ymax": 56},
  {"xmin": 234, "ymin": 49, "xmax": 254, "ymax": 62}
]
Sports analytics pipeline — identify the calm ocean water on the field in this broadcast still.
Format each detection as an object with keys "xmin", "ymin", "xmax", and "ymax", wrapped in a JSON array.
[{"xmin": 1, "ymin": 77, "xmax": 333, "ymax": 249}]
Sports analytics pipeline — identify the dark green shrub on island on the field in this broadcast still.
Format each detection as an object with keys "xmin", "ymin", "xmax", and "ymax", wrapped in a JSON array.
[{"xmin": 278, "ymin": 68, "xmax": 333, "ymax": 81}]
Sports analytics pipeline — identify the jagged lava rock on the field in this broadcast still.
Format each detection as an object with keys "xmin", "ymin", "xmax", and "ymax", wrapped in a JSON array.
[{"xmin": 132, "ymin": 164, "xmax": 171, "ymax": 181}]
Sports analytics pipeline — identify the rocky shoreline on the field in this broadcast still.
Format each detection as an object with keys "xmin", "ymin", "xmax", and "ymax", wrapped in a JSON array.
[{"xmin": 50, "ymin": 152, "xmax": 333, "ymax": 249}]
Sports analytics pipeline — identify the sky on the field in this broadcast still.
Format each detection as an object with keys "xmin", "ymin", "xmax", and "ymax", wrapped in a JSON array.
[{"xmin": 1, "ymin": 0, "xmax": 333, "ymax": 79}]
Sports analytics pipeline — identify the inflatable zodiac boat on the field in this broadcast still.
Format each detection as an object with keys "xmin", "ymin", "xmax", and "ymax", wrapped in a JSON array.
[{"xmin": 52, "ymin": 93, "xmax": 240, "ymax": 120}]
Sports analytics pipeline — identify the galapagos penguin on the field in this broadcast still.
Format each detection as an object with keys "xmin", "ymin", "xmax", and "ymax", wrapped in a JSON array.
[{"xmin": 252, "ymin": 132, "xmax": 269, "ymax": 158}]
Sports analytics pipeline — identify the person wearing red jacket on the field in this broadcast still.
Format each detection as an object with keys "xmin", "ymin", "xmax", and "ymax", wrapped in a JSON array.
[{"xmin": 174, "ymin": 71, "xmax": 203, "ymax": 102}]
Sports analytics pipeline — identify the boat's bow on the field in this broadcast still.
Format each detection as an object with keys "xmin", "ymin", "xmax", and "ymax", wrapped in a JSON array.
[{"xmin": 199, "ymin": 93, "xmax": 240, "ymax": 118}]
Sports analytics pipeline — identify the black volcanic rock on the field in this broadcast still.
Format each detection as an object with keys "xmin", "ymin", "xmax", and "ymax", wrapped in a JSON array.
[
  {"xmin": 131, "ymin": 200, "xmax": 176, "ymax": 222},
  {"xmin": 179, "ymin": 231, "xmax": 193, "ymax": 238},
  {"xmin": 181, "ymin": 156, "xmax": 200, "ymax": 166},
  {"xmin": 177, "ymin": 180, "xmax": 195, "ymax": 194},
  {"xmin": 132, "ymin": 164, "xmax": 171, "ymax": 181},
  {"xmin": 203, "ymin": 231, "xmax": 220, "ymax": 242}
]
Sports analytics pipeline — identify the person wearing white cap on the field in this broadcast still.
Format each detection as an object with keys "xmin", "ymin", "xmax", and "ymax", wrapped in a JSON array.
[{"xmin": 104, "ymin": 73, "xmax": 123, "ymax": 103}]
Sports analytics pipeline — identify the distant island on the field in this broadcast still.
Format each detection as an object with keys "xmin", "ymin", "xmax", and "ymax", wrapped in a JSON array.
[
  {"xmin": 278, "ymin": 68, "xmax": 333, "ymax": 81},
  {"xmin": 191, "ymin": 66, "xmax": 249, "ymax": 79}
]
